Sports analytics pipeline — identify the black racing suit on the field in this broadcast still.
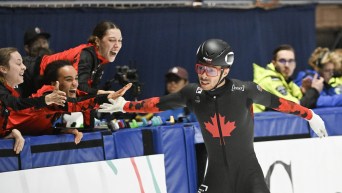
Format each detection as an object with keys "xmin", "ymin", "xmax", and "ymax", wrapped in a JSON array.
[{"xmin": 123, "ymin": 78, "xmax": 312, "ymax": 193}]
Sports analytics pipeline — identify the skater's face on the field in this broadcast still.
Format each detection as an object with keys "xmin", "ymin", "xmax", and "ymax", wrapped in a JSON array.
[{"xmin": 196, "ymin": 63, "xmax": 229, "ymax": 90}]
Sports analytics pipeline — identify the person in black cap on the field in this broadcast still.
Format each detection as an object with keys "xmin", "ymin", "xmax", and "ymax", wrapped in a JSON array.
[
  {"xmin": 19, "ymin": 27, "xmax": 53, "ymax": 98},
  {"xmin": 24, "ymin": 27, "xmax": 51, "ymax": 57},
  {"xmin": 98, "ymin": 38, "xmax": 328, "ymax": 193},
  {"xmin": 165, "ymin": 66, "xmax": 189, "ymax": 94}
]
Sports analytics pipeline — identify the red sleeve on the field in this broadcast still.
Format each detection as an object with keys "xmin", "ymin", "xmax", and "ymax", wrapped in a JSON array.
[
  {"xmin": 273, "ymin": 98, "xmax": 313, "ymax": 120},
  {"xmin": 248, "ymin": 82, "xmax": 312, "ymax": 120},
  {"xmin": 123, "ymin": 97, "xmax": 161, "ymax": 113},
  {"xmin": 39, "ymin": 44, "xmax": 90, "ymax": 76}
]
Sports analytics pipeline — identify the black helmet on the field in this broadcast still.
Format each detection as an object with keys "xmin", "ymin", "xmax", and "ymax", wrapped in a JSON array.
[{"xmin": 196, "ymin": 39, "xmax": 234, "ymax": 68}]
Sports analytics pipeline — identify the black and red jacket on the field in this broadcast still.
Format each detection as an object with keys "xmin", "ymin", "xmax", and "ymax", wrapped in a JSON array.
[
  {"xmin": 39, "ymin": 43, "xmax": 109, "ymax": 95},
  {"xmin": 7, "ymin": 85, "xmax": 110, "ymax": 136},
  {"xmin": 0, "ymin": 82, "xmax": 47, "ymax": 137}
]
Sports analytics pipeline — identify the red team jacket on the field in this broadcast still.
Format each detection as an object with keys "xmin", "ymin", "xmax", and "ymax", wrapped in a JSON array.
[
  {"xmin": 0, "ymin": 83, "xmax": 47, "ymax": 137},
  {"xmin": 7, "ymin": 85, "xmax": 109, "ymax": 135},
  {"xmin": 39, "ymin": 43, "xmax": 109, "ymax": 94}
]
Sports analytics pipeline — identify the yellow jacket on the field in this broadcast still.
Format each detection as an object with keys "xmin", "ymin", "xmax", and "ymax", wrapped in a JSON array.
[
  {"xmin": 329, "ymin": 76, "xmax": 342, "ymax": 94},
  {"xmin": 253, "ymin": 63, "xmax": 302, "ymax": 112}
]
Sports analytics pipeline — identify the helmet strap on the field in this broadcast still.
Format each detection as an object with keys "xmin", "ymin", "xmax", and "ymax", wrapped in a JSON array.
[{"xmin": 210, "ymin": 69, "xmax": 225, "ymax": 91}]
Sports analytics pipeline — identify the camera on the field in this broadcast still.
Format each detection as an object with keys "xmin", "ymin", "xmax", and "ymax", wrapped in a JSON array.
[
  {"xmin": 114, "ymin": 65, "xmax": 139, "ymax": 85},
  {"xmin": 104, "ymin": 65, "xmax": 143, "ymax": 100},
  {"xmin": 102, "ymin": 65, "xmax": 143, "ymax": 127}
]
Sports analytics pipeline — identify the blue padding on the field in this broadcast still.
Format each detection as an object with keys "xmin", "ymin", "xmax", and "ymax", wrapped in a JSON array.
[
  {"xmin": 312, "ymin": 107, "xmax": 342, "ymax": 137},
  {"xmin": 155, "ymin": 124, "xmax": 191, "ymax": 193},
  {"xmin": 20, "ymin": 137, "xmax": 33, "ymax": 170},
  {"xmin": 30, "ymin": 132, "xmax": 106, "ymax": 168},
  {"xmin": 113, "ymin": 128, "xmax": 145, "ymax": 158},
  {"xmin": 186, "ymin": 122, "xmax": 204, "ymax": 144},
  {"xmin": 183, "ymin": 125, "xmax": 198, "ymax": 193},
  {"xmin": 150, "ymin": 126, "xmax": 163, "ymax": 154},
  {"xmin": 0, "ymin": 138, "xmax": 20, "ymax": 172},
  {"xmin": 254, "ymin": 111, "xmax": 309, "ymax": 137},
  {"xmin": 0, "ymin": 137, "xmax": 32, "ymax": 172},
  {"xmin": 102, "ymin": 132, "xmax": 116, "ymax": 160}
]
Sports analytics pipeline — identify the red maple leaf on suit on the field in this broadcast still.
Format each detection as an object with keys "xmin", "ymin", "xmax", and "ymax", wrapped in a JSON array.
[{"xmin": 204, "ymin": 113, "xmax": 236, "ymax": 138}]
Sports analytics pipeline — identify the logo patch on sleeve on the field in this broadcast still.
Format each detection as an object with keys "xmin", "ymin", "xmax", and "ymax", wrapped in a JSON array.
[
  {"xmin": 231, "ymin": 84, "xmax": 245, "ymax": 92},
  {"xmin": 276, "ymin": 86, "xmax": 287, "ymax": 95},
  {"xmin": 196, "ymin": 87, "xmax": 203, "ymax": 94}
]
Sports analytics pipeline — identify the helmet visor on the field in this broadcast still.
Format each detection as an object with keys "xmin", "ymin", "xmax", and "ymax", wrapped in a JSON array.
[{"xmin": 195, "ymin": 63, "xmax": 221, "ymax": 77}]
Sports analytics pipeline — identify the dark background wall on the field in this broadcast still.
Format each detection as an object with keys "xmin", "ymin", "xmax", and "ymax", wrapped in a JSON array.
[{"xmin": 0, "ymin": 5, "xmax": 316, "ymax": 99}]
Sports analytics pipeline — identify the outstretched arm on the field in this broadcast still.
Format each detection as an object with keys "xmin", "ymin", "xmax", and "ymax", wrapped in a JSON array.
[
  {"xmin": 107, "ymin": 83, "xmax": 132, "ymax": 101},
  {"xmin": 99, "ymin": 97, "xmax": 162, "ymax": 113},
  {"xmin": 272, "ymin": 98, "xmax": 327, "ymax": 138},
  {"xmin": 99, "ymin": 92, "xmax": 187, "ymax": 114},
  {"xmin": 0, "ymin": 82, "xmax": 65, "ymax": 111},
  {"xmin": 250, "ymin": 82, "xmax": 328, "ymax": 137}
]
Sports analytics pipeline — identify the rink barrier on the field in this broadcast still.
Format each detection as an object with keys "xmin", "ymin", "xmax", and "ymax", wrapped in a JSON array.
[{"xmin": 0, "ymin": 107, "xmax": 341, "ymax": 192}]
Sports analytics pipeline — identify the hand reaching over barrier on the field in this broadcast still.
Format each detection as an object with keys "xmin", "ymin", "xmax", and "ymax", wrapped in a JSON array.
[{"xmin": 4, "ymin": 129, "xmax": 25, "ymax": 154}]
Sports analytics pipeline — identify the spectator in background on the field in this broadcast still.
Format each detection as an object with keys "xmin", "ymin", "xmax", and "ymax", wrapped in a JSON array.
[
  {"xmin": 0, "ymin": 47, "xmax": 66, "ymax": 154},
  {"xmin": 23, "ymin": 27, "xmax": 51, "ymax": 57},
  {"xmin": 330, "ymin": 48, "xmax": 342, "ymax": 89},
  {"xmin": 165, "ymin": 66, "xmax": 189, "ymax": 94},
  {"xmin": 20, "ymin": 27, "xmax": 53, "ymax": 98},
  {"xmin": 34, "ymin": 20, "xmax": 123, "ymax": 96},
  {"xmin": 294, "ymin": 47, "xmax": 342, "ymax": 107},
  {"xmin": 253, "ymin": 44, "xmax": 323, "ymax": 112},
  {"xmin": 156, "ymin": 66, "xmax": 197, "ymax": 122}
]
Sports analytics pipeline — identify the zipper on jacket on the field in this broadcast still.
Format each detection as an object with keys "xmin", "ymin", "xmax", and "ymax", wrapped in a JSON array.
[
  {"xmin": 213, "ymin": 96, "xmax": 228, "ymax": 165},
  {"xmin": 214, "ymin": 95, "xmax": 234, "ymax": 192}
]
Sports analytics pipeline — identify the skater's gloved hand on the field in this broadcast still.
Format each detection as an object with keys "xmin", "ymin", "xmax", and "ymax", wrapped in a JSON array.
[
  {"xmin": 307, "ymin": 110, "xmax": 328, "ymax": 138},
  {"xmin": 98, "ymin": 97, "xmax": 127, "ymax": 113}
]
